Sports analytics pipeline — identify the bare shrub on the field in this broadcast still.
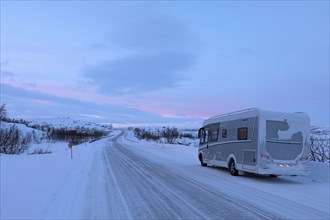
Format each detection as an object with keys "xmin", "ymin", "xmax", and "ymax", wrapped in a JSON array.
[
  {"xmin": 29, "ymin": 148, "xmax": 52, "ymax": 155},
  {"xmin": 163, "ymin": 127, "xmax": 179, "ymax": 144},
  {"xmin": 133, "ymin": 127, "xmax": 189, "ymax": 144},
  {"xmin": 133, "ymin": 128, "xmax": 159, "ymax": 141},
  {"xmin": 0, "ymin": 125, "xmax": 31, "ymax": 154},
  {"xmin": 310, "ymin": 128, "xmax": 330, "ymax": 163},
  {"xmin": 48, "ymin": 126, "xmax": 109, "ymax": 145}
]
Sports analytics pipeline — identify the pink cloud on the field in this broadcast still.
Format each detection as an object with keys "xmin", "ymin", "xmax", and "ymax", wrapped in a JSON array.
[
  {"xmin": 4, "ymin": 81, "xmax": 246, "ymax": 121},
  {"xmin": 4, "ymin": 81, "xmax": 131, "ymax": 106},
  {"xmin": 32, "ymin": 99, "xmax": 53, "ymax": 105},
  {"xmin": 130, "ymin": 93, "xmax": 248, "ymax": 120}
]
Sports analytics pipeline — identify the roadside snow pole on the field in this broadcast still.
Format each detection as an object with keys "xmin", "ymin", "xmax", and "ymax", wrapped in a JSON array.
[{"xmin": 69, "ymin": 142, "xmax": 73, "ymax": 159}]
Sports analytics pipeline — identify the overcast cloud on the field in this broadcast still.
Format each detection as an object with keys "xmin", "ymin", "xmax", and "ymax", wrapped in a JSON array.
[
  {"xmin": 1, "ymin": 1, "xmax": 328, "ymax": 127},
  {"xmin": 83, "ymin": 11, "xmax": 198, "ymax": 94},
  {"xmin": 83, "ymin": 52, "xmax": 195, "ymax": 94}
]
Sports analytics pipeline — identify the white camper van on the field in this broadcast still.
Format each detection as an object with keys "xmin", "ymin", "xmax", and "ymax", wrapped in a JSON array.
[{"xmin": 198, "ymin": 108, "xmax": 310, "ymax": 176}]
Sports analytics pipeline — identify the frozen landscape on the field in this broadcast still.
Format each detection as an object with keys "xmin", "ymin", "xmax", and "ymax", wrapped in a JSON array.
[
  {"xmin": 1, "ymin": 118, "xmax": 329, "ymax": 220},
  {"xmin": 1, "ymin": 1, "xmax": 329, "ymax": 219}
]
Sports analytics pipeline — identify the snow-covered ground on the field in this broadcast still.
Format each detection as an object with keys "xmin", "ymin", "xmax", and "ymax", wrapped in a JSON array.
[
  {"xmin": 1, "ymin": 129, "xmax": 329, "ymax": 219},
  {"xmin": 1, "ymin": 121, "xmax": 44, "ymax": 137},
  {"xmin": 0, "ymin": 130, "xmax": 121, "ymax": 219}
]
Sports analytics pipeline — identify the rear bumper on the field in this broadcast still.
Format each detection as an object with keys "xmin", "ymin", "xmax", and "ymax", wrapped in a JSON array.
[{"xmin": 256, "ymin": 162, "xmax": 310, "ymax": 176}]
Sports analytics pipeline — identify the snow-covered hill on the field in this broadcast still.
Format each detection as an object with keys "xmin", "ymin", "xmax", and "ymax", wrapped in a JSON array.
[
  {"xmin": 28, "ymin": 117, "xmax": 113, "ymax": 132},
  {"xmin": 1, "ymin": 117, "xmax": 113, "ymax": 155}
]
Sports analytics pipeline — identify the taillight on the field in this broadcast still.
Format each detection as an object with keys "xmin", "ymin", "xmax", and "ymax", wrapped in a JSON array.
[
  {"xmin": 261, "ymin": 154, "xmax": 270, "ymax": 161},
  {"xmin": 300, "ymin": 156, "xmax": 309, "ymax": 161}
]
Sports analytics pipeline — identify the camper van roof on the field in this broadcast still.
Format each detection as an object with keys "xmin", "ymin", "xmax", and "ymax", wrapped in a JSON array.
[
  {"xmin": 203, "ymin": 108, "xmax": 309, "ymax": 126},
  {"xmin": 208, "ymin": 108, "xmax": 258, "ymax": 119}
]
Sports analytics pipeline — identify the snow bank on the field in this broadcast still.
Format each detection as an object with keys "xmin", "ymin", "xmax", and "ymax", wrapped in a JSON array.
[
  {"xmin": 1, "ymin": 121, "xmax": 44, "ymax": 137},
  {"xmin": 0, "ymin": 130, "xmax": 121, "ymax": 219}
]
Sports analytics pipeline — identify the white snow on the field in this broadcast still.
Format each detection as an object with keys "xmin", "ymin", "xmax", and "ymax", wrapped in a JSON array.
[
  {"xmin": 0, "ymin": 130, "xmax": 121, "ymax": 219},
  {"xmin": 1, "ymin": 129, "xmax": 329, "ymax": 219},
  {"xmin": 1, "ymin": 121, "xmax": 44, "ymax": 137}
]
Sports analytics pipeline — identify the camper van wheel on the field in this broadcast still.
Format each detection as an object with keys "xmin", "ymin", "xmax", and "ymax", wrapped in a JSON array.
[
  {"xmin": 199, "ymin": 154, "xmax": 207, "ymax": 167},
  {"xmin": 229, "ymin": 160, "xmax": 238, "ymax": 176}
]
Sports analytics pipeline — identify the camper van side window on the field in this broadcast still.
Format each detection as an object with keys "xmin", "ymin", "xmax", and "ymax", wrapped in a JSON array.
[
  {"xmin": 222, "ymin": 129, "xmax": 227, "ymax": 138},
  {"xmin": 209, "ymin": 123, "xmax": 220, "ymax": 142},
  {"xmin": 199, "ymin": 130, "xmax": 204, "ymax": 144},
  {"xmin": 205, "ymin": 130, "xmax": 209, "ymax": 143},
  {"xmin": 237, "ymin": 127, "xmax": 248, "ymax": 140},
  {"xmin": 211, "ymin": 130, "xmax": 218, "ymax": 142}
]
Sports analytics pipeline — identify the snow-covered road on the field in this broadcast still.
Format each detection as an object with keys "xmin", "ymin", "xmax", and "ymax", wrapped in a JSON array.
[
  {"xmin": 81, "ymin": 131, "xmax": 329, "ymax": 219},
  {"xmin": 83, "ymin": 131, "xmax": 274, "ymax": 219},
  {"xmin": 2, "ymin": 130, "xmax": 328, "ymax": 219}
]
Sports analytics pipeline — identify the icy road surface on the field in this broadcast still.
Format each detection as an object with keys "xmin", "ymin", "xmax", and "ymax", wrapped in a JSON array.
[{"xmin": 82, "ymin": 131, "xmax": 329, "ymax": 219}]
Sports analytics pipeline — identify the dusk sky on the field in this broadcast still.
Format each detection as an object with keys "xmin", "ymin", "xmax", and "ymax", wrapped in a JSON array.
[{"xmin": 1, "ymin": 1, "xmax": 329, "ymax": 127}]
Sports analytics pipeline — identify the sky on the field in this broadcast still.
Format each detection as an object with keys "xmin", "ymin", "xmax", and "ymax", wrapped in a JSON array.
[{"xmin": 1, "ymin": 1, "xmax": 329, "ymax": 128}]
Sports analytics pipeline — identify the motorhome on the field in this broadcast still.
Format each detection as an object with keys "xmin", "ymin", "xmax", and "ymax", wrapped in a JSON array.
[{"xmin": 198, "ymin": 108, "xmax": 310, "ymax": 176}]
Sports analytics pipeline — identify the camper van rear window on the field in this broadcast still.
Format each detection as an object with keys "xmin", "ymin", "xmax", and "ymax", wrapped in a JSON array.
[{"xmin": 237, "ymin": 127, "xmax": 248, "ymax": 140}]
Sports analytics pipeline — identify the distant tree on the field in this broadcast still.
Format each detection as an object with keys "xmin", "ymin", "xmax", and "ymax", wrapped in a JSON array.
[
  {"xmin": 310, "ymin": 134, "xmax": 330, "ymax": 163},
  {"xmin": 133, "ymin": 128, "xmax": 142, "ymax": 139},
  {"xmin": 163, "ymin": 127, "xmax": 179, "ymax": 144},
  {"xmin": 0, "ymin": 104, "xmax": 7, "ymax": 120},
  {"xmin": 46, "ymin": 126, "xmax": 109, "ymax": 145},
  {"xmin": 133, "ymin": 126, "xmax": 195, "ymax": 144},
  {"xmin": 180, "ymin": 132, "xmax": 195, "ymax": 139}
]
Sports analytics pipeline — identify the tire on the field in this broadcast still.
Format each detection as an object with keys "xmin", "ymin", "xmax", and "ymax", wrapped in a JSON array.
[
  {"xmin": 229, "ymin": 159, "xmax": 238, "ymax": 176},
  {"xmin": 269, "ymin": 174, "xmax": 278, "ymax": 178},
  {"xmin": 199, "ymin": 154, "xmax": 207, "ymax": 167}
]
